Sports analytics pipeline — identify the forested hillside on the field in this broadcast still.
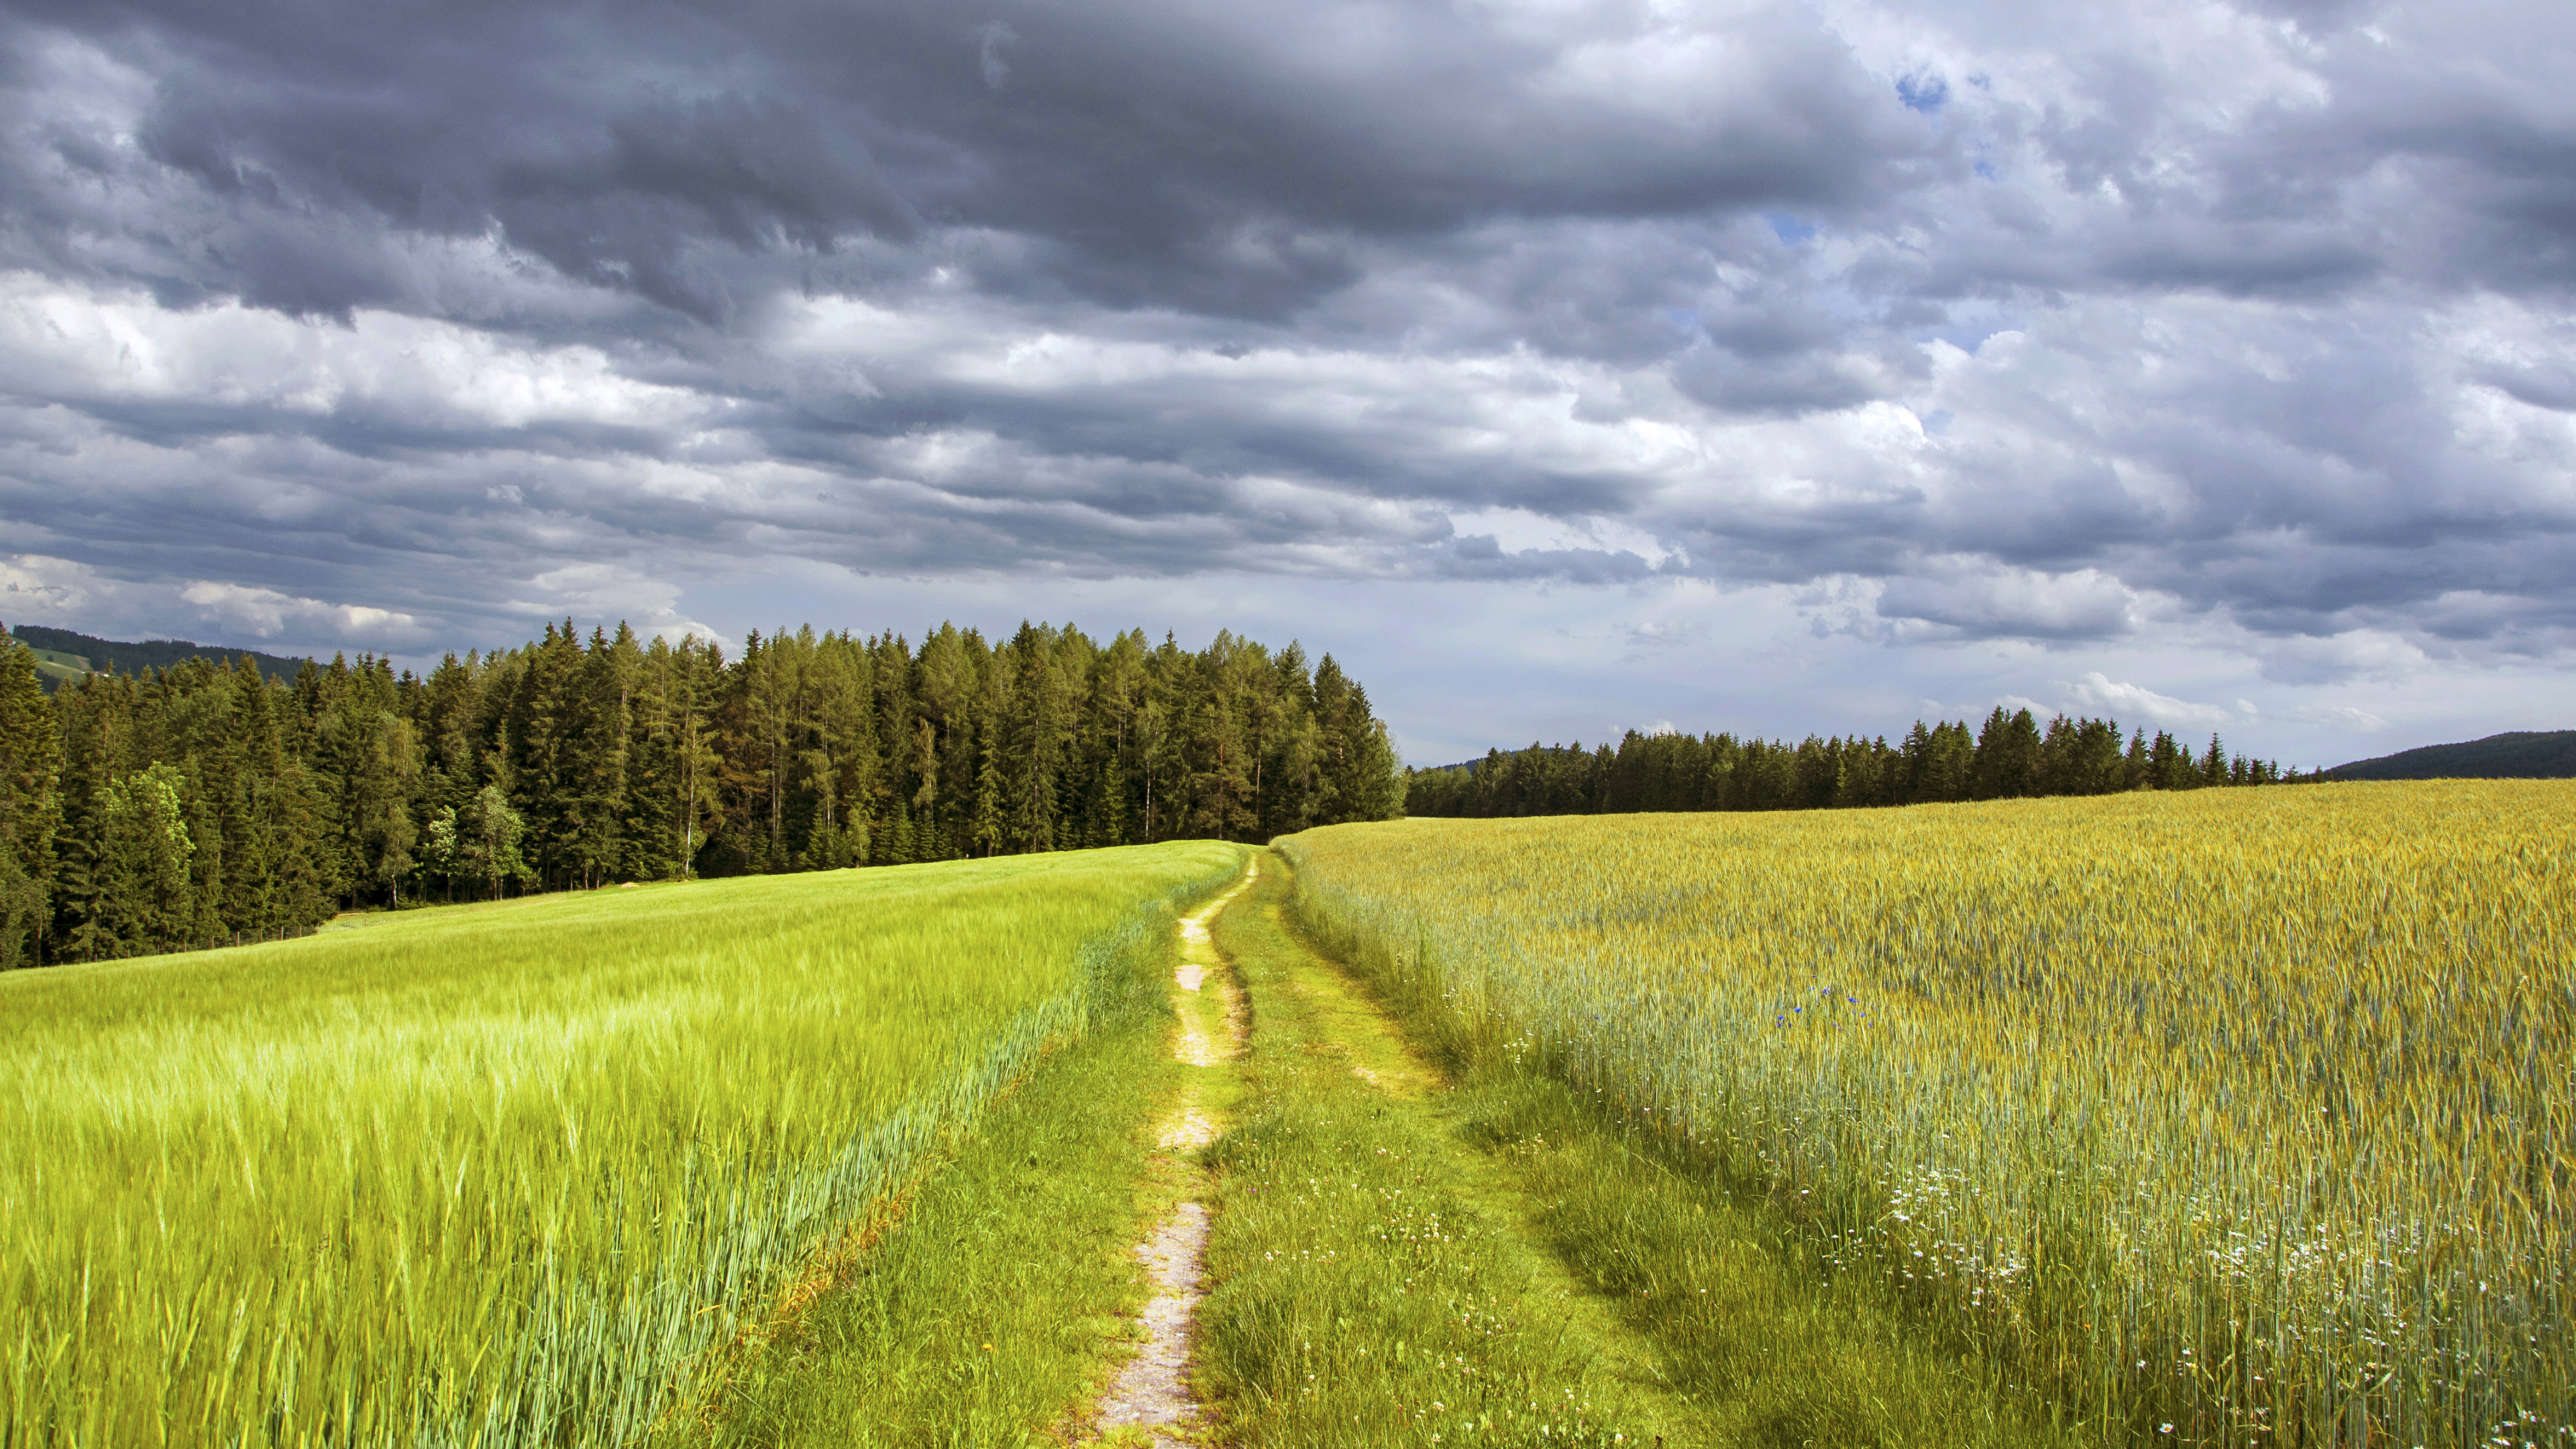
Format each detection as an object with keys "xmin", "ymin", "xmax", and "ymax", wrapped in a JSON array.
[
  {"xmin": 7, "ymin": 624, "xmax": 313, "ymax": 691},
  {"xmin": 1407, "ymin": 708, "xmax": 2294, "ymax": 818},
  {"xmin": 2328, "ymin": 729, "xmax": 2576, "ymax": 780},
  {"xmin": 0, "ymin": 620, "xmax": 1401, "ymax": 967}
]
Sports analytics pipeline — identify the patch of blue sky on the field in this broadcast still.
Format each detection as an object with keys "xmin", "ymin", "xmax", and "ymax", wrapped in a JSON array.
[
  {"xmin": 1766, "ymin": 213, "xmax": 1817, "ymax": 247},
  {"xmin": 1896, "ymin": 69, "xmax": 1949, "ymax": 113}
]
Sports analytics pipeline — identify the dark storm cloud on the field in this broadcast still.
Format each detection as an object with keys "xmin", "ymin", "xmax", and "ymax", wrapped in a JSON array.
[
  {"xmin": 1, "ymin": 0, "xmax": 1915, "ymax": 319},
  {"xmin": 1, "ymin": 0, "xmax": 2573, "ymax": 685}
]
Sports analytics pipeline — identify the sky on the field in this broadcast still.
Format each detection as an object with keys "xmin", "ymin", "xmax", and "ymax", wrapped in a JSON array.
[{"xmin": 1, "ymin": 0, "xmax": 2569, "ymax": 769}]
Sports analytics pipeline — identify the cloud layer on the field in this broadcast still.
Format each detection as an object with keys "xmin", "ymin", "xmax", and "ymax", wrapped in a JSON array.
[{"xmin": 0, "ymin": 0, "xmax": 2570, "ymax": 757}]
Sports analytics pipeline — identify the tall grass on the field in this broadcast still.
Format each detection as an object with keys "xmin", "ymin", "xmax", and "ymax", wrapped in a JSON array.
[
  {"xmin": 1280, "ymin": 784, "xmax": 2573, "ymax": 1448},
  {"xmin": 0, "ymin": 843, "xmax": 1240, "ymax": 1448}
]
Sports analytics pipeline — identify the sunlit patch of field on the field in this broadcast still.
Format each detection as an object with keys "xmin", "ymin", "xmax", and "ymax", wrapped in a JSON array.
[
  {"xmin": 0, "ymin": 843, "xmax": 1240, "ymax": 1448},
  {"xmin": 1281, "ymin": 784, "xmax": 2573, "ymax": 1447}
]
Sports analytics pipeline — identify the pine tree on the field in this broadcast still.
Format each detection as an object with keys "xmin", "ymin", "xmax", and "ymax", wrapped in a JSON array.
[
  {"xmin": 1313, "ymin": 661, "xmax": 1401, "ymax": 824},
  {"xmin": 504, "ymin": 624, "xmax": 585, "ymax": 886},
  {"xmin": 1970, "ymin": 706, "xmax": 2042, "ymax": 800},
  {"xmin": 671, "ymin": 636, "xmax": 726, "ymax": 877},
  {"xmin": 792, "ymin": 632, "xmax": 873, "ymax": 870},
  {"xmin": 318, "ymin": 659, "xmax": 421, "ymax": 908},
  {"xmin": 1000, "ymin": 627, "xmax": 1064, "ymax": 853},
  {"xmin": 881, "ymin": 795, "xmax": 916, "ymax": 866},
  {"xmin": 234, "ymin": 660, "xmax": 331, "ymax": 932},
  {"xmin": 48, "ymin": 676, "xmax": 127, "ymax": 961},
  {"xmin": 969, "ymin": 704, "xmax": 1006, "ymax": 858},
  {"xmin": 0, "ymin": 641, "xmax": 58, "ymax": 967},
  {"xmin": 566, "ymin": 627, "xmax": 633, "ymax": 888}
]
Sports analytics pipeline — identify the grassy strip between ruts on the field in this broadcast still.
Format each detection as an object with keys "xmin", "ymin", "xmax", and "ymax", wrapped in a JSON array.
[
  {"xmin": 1199, "ymin": 851, "xmax": 1699, "ymax": 1447},
  {"xmin": 684, "ymin": 846, "xmax": 1248, "ymax": 1449},
  {"xmin": 1211, "ymin": 847, "xmax": 2076, "ymax": 1449}
]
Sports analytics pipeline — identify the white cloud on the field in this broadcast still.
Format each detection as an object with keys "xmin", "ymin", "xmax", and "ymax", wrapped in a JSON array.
[
  {"xmin": 0, "ymin": 555, "xmax": 97, "ymax": 625},
  {"xmin": 1448, "ymin": 506, "xmax": 1674, "ymax": 568},
  {"xmin": 2292, "ymin": 704, "xmax": 2390, "ymax": 733},
  {"xmin": 0, "ymin": 273, "xmax": 710, "ymax": 435},
  {"xmin": 2251, "ymin": 631, "xmax": 2430, "ymax": 686},
  {"xmin": 178, "ymin": 582, "xmax": 429, "ymax": 643},
  {"xmin": 2, "ymin": 555, "xmax": 429, "ymax": 654},
  {"xmin": 1872, "ymin": 563, "xmax": 2141, "ymax": 641},
  {"xmin": 516, "ymin": 564, "xmax": 720, "ymax": 645},
  {"xmin": 2061, "ymin": 671, "xmax": 2231, "ymax": 728}
]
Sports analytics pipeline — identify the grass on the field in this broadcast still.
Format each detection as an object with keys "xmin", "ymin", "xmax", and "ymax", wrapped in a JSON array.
[
  {"xmin": 1204, "ymin": 851, "xmax": 2071, "ymax": 1448},
  {"xmin": 0, "ymin": 842, "xmax": 1242, "ymax": 1448},
  {"xmin": 1199, "ymin": 853, "xmax": 1701, "ymax": 1447},
  {"xmin": 23, "ymin": 647, "xmax": 91, "ymax": 691},
  {"xmin": 691, "ymin": 849, "xmax": 1250, "ymax": 1449},
  {"xmin": 1458, "ymin": 1071, "xmax": 2072, "ymax": 1446},
  {"xmin": 1278, "ymin": 784, "xmax": 2575, "ymax": 1447}
]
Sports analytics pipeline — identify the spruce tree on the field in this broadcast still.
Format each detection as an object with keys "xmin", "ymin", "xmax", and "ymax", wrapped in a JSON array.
[{"xmin": 0, "ymin": 641, "xmax": 58, "ymax": 967}]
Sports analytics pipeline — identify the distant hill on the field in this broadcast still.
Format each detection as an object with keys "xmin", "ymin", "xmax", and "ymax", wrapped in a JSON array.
[
  {"xmin": 2328, "ymin": 731, "xmax": 2576, "ymax": 781},
  {"xmin": 5, "ymin": 623, "xmax": 315, "ymax": 694}
]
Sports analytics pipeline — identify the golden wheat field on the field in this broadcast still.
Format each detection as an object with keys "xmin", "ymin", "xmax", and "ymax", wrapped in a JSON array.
[{"xmin": 1282, "ymin": 782, "xmax": 2573, "ymax": 1448}]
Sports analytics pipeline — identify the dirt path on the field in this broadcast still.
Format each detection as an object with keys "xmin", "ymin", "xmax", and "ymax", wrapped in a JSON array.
[
  {"xmin": 1088, "ymin": 851, "xmax": 1707, "ymax": 1445},
  {"xmin": 1087, "ymin": 857, "xmax": 1256, "ymax": 1446},
  {"xmin": 1199, "ymin": 850, "xmax": 1717, "ymax": 1444}
]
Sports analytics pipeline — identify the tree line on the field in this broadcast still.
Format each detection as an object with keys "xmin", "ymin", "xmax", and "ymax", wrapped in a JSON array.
[
  {"xmin": 0, "ymin": 619, "xmax": 1403, "ymax": 967},
  {"xmin": 1405, "ymin": 708, "xmax": 2299, "ymax": 819}
]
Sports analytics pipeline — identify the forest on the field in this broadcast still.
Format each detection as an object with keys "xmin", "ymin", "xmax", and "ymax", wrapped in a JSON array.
[
  {"xmin": 0, "ymin": 620, "xmax": 1403, "ymax": 967},
  {"xmin": 1405, "ymin": 710, "xmax": 2296, "ymax": 818}
]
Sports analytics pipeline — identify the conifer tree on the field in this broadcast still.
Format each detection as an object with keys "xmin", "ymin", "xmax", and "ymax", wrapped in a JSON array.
[
  {"xmin": 1970, "ymin": 706, "xmax": 2042, "ymax": 800},
  {"xmin": 565, "ymin": 627, "xmax": 633, "ymax": 888},
  {"xmin": 0, "ymin": 641, "xmax": 58, "ymax": 967},
  {"xmin": 48, "ymin": 676, "xmax": 125, "ymax": 961}
]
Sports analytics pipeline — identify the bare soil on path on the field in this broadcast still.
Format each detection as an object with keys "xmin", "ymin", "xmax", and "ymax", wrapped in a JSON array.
[{"xmin": 1085, "ymin": 856, "xmax": 1257, "ymax": 1446}]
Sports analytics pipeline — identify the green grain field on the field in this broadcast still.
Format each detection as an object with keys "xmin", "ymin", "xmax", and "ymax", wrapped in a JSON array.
[
  {"xmin": 1281, "ymin": 783, "xmax": 2574, "ymax": 1448},
  {"xmin": 0, "ymin": 842, "xmax": 1240, "ymax": 1448}
]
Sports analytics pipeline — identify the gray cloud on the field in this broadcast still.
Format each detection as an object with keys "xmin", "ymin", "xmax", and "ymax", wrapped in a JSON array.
[{"xmin": 0, "ymin": 0, "xmax": 2572, "ymax": 751}]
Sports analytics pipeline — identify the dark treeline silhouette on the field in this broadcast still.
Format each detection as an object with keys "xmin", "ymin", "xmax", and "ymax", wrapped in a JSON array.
[
  {"xmin": 1407, "ymin": 707, "xmax": 2296, "ymax": 818},
  {"xmin": 2327, "ymin": 729, "xmax": 2576, "ymax": 781},
  {"xmin": 0, "ymin": 619, "xmax": 1401, "ymax": 967}
]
